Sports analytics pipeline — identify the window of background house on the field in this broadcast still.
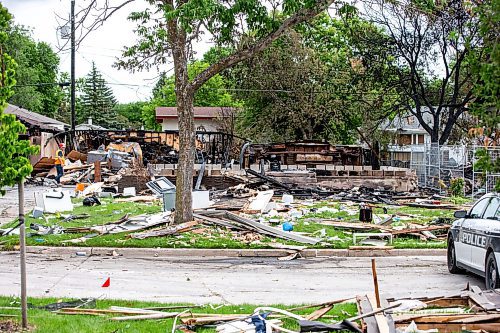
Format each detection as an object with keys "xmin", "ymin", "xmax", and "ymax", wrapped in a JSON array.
[{"xmin": 418, "ymin": 134, "xmax": 424, "ymax": 144}]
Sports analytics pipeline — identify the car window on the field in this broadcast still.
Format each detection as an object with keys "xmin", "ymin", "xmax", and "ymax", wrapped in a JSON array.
[
  {"xmin": 483, "ymin": 197, "xmax": 500, "ymax": 220},
  {"xmin": 469, "ymin": 198, "xmax": 491, "ymax": 218}
]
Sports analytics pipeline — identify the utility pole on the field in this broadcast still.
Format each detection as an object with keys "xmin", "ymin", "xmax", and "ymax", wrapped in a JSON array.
[
  {"xmin": 18, "ymin": 180, "xmax": 27, "ymax": 328},
  {"xmin": 70, "ymin": 0, "xmax": 76, "ymax": 131}
]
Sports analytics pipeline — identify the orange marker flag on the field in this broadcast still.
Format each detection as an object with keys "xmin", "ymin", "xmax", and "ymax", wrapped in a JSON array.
[{"xmin": 101, "ymin": 277, "xmax": 110, "ymax": 288}]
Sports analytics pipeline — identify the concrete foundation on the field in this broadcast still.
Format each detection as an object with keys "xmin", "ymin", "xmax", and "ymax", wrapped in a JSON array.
[{"xmin": 151, "ymin": 164, "xmax": 418, "ymax": 192}]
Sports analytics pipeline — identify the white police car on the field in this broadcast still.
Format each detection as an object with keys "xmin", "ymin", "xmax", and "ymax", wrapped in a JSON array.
[{"xmin": 447, "ymin": 193, "xmax": 500, "ymax": 289}]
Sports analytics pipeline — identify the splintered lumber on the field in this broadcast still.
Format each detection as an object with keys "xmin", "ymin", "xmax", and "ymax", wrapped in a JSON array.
[
  {"xmin": 393, "ymin": 313, "xmax": 500, "ymax": 324},
  {"xmin": 395, "ymin": 323, "xmax": 500, "ymax": 332},
  {"xmin": 464, "ymin": 287, "xmax": 500, "ymax": 311},
  {"xmin": 318, "ymin": 221, "xmax": 389, "ymax": 231},
  {"xmin": 58, "ymin": 307, "xmax": 164, "ymax": 316},
  {"xmin": 371, "ymin": 259, "xmax": 381, "ymax": 309},
  {"xmin": 287, "ymin": 298, "xmax": 354, "ymax": 312},
  {"xmin": 193, "ymin": 213, "xmax": 245, "ymax": 230},
  {"xmin": 144, "ymin": 305, "xmax": 200, "ymax": 311},
  {"xmin": 197, "ymin": 211, "xmax": 320, "ymax": 245},
  {"xmin": 390, "ymin": 225, "xmax": 450, "ymax": 236},
  {"xmin": 367, "ymin": 295, "xmax": 392, "ymax": 333},
  {"xmin": 225, "ymin": 211, "xmax": 320, "ymax": 245},
  {"xmin": 423, "ymin": 296, "xmax": 469, "ymax": 308},
  {"xmin": 352, "ymin": 297, "xmax": 400, "ymax": 329},
  {"xmin": 349, "ymin": 246, "xmax": 394, "ymax": 251},
  {"xmin": 245, "ymin": 169, "xmax": 291, "ymax": 189},
  {"xmin": 183, "ymin": 315, "xmax": 248, "ymax": 326},
  {"xmin": 111, "ymin": 312, "xmax": 179, "ymax": 321},
  {"xmin": 131, "ymin": 221, "xmax": 199, "ymax": 239},
  {"xmin": 305, "ymin": 305, "xmax": 333, "ymax": 320}
]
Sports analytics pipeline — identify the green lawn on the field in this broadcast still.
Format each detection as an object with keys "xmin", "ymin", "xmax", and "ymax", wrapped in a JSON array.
[
  {"xmin": 0, "ymin": 196, "xmax": 465, "ymax": 250},
  {"xmin": 0, "ymin": 296, "xmax": 357, "ymax": 333}
]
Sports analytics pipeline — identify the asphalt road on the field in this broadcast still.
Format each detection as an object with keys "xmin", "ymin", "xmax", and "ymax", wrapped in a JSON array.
[{"xmin": 0, "ymin": 252, "xmax": 484, "ymax": 304}]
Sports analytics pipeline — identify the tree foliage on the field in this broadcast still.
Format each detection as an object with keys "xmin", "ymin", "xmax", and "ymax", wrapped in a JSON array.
[
  {"xmin": 470, "ymin": 0, "xmax": 499, "ymax": 144},
  {"xmin": 110, "ymin": 0, "xmax": 335, "ymax": 223},
  {"xmin": 3, "ymin": 19, "xmax": 62, "ymax": 119},
  {"xmin": 80, "ymin": 62, "xmax": 118, "ymax": 128},
  {"xmin": 114, "ymin": 101, "xmax": 148, "ymax": 130},
  {"xmin": 233, "ymin": 12, "xmax": 400, "ymax": 143},
  {"xmin": 0, "ymin": 4, "xmax": 38, "ymax": 195}
]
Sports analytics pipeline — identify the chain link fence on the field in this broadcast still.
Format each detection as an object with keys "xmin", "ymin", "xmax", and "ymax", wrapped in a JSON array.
[{"xmin": 386, "ymin": 144, "xmax": 499, "ymax": 196}]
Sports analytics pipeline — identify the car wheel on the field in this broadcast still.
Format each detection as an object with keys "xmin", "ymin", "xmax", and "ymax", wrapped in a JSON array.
[
  {"xmin": 447, "ymin": 240, "xmax": 463, "ymax": 274},
  {"xmin": 485, "ymin": 252, "xmax": 500, "ymax": 289}
]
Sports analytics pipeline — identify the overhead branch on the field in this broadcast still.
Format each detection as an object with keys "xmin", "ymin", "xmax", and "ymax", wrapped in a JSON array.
[{"xmin": 189, "ymin": 0, "xmax": 334, "ymax": 92}]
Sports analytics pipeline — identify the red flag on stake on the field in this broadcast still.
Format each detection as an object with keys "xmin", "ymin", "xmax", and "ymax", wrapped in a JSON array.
[{"xmin": 101, "ymin": 277, "xmax": 110, "ymax": 288}]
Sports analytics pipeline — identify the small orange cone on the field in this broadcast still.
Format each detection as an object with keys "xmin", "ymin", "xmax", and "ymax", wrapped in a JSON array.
[{"xmin": 101, "ymin": 277, "xmax": 110, "ymax": 288}]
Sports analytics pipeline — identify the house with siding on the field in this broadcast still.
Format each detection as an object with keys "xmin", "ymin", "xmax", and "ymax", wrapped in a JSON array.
[{"xmin": 155, "ymin": 106, "xmax": 235, "ymax": 132}]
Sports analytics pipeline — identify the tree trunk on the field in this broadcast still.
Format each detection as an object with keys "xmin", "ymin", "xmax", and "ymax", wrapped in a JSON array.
[
  {"xmin": 175, "ymin": 89, "xmax": 195, "ymax": 224},
  {"xmin": 168, "ymin": 14, "xmax": 195, "ymax": 224}
]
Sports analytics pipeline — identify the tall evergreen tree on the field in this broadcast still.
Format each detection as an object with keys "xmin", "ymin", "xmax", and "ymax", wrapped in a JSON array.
[{"xmin": 80, "ymin": 62, "xmax": 118, "ymax": 128}]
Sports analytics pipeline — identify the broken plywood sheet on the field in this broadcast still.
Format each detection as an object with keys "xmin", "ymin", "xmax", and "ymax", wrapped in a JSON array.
[
  {"xmin": 91, "ymin": 212, "xmax": 171, "ymax": 234},
  {"xmin": 245, "ymin": 190, "xmax": 274, "ymax": 213}
]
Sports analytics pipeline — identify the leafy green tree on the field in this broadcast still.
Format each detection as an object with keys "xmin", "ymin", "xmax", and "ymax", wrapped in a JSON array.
[
  {"xmin": 4, "ymin": 22, "xmax": 62, "ymax": 118},
  {"xmin": 0, "ymin": 4, "xmax": 38, "ymax": 195},
  {"xmin": 470, "ymin": 0, "xmax": 499, "ymax": 143},
  {"xmin": 113, "ymin": 101, "xmax": 147, "ymax": 129},
  {"xmin": 80, "ymin": 62, "xmax": 118, "ymax": 128},
  {"xmin": 100, "ymin": 0, "xmax": 335, "ymax": 223},
  {"xmin": 233, "ymin": 13, "xmax": 400, "ymax": 144},
  {"xmin": 469, "ymin": 0, "xmax": 500, "ymax": 191}
]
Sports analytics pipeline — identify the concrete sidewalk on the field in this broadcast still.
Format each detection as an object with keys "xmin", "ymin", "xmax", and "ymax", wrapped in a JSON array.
[{"xmin": 26, "ymin": 245, "xmax": 447, "ymax": 258}]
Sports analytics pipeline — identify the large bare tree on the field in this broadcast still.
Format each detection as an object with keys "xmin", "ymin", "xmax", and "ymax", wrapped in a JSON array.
[{"xmin": 363, "ymin": 0, "xmax": 483, "ymax": 144}]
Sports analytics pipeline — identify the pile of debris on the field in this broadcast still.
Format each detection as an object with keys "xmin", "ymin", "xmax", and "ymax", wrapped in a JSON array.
[
  {"xmin": 19, "ymin": 262, "xmax": 500, "ymax": 333},
  {"xmin": 30, "ymin": 141, "xmax": 146, "ymax": 190}
]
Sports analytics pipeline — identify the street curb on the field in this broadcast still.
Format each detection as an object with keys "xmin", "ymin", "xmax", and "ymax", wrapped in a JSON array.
[{"xmin": 25, "ymin": 246, "xmax": 447, "ymax": 258}]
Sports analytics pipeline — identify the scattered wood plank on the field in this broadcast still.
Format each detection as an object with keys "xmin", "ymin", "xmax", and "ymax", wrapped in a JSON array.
[
  {"xmin": 287, "ymin": 298, "xmax": 354, "ymax": 312},
  {"xmin": 305, "ymin": 305, "xmax": 333, "ymax": 320},
  {"xmin": 395, "ymin": 323, "xmax": 500, "ymax": 332},
  {"xmin": 111, "ymin": 312, "xmax": 179, "ymax": 321},
  {"xmin": 367, "ymin": 295, "xmax": 391, "ymax": 333},
  {"xmin": 390, "ymin": 225, "xmax": 450, "ymax": 236},
  {"xmin": 131, "ymin": 221, "xmax": 199, "ymax": 239},
  {"xmin": 349, "ymin": 246, "xmax": 394, "ymax": 251},
  {"xmin": 318, "ymin": 221, "xmax": 389, "ymax": 232}
]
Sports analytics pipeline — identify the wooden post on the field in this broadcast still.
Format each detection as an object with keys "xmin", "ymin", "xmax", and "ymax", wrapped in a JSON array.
[
  {"xmin": 18, "ymin": 180, "xmax": 28, "ymax": 328},
  {"xmin": 371, "ymin": 258, "xmax": 381, "ymax": 308},
  {"xmin": 94, "ymin": 161, "xmax": 101, "ymax": 182}
]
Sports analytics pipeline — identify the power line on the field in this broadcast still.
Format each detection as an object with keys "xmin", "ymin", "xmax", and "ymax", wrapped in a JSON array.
[{"xmin": 77, "ymin": 51, "xmax": 151, "ymax": 100}]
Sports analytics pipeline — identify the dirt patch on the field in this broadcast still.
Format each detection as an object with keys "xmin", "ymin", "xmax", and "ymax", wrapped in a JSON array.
[{"xmin": 0, "ymin": 320, "xmax": 24, "ymax": 333}]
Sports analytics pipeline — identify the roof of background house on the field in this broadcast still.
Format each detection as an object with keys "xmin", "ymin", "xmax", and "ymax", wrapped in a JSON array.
[
  {"xmin": 4, "ymin": 103, "xmax": 68, "ymax": 131},
  {"xmin": 155, "ymin": 106, "xmax": 236, "ymax": 121},
  {"xmin": 382, "ymin": 109, "xmax": 435, "ymax": 133}
]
